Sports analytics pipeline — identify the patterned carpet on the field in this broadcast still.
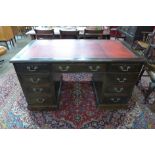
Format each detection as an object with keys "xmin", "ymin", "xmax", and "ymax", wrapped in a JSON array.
[{"xmin": 0, "ymin": 67, "xmax": 155, "ymax": 128}]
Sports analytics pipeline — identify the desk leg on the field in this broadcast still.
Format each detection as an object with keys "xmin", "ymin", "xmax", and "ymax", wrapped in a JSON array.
[
  {"xmin": 5, "ymin": 41, "xmax": 9, "ymax": 49},
  {"xmin": 14, "ymin": 36, "xmax": 16, "ymax": 42},
  {"xmin": 92, "ymin": 80, "xmax": 102, "ymax": 105},
  {"xmin": 11, "ymin": 39, "xmax": 15, "ymax": 47},
  {"xmin": 50, "ymin": 75, "xmax": 63, "ymax": 110},
  {"xmin": 92, "ymin": 73, "xmax": 104, "ymax": 105}
]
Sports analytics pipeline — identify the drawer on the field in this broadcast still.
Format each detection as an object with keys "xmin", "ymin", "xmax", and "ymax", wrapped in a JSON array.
[
  {"xmin": 102, "ymin": 96, "xmax": 129, "ymax": 104},
  {"xmin": 107, "ymin": 63, "xmax": 142, "ymax": 72},
  {"xmin": 21, "ymin": 74, "xmax": 51, "ymax": 85},
  {"xmin": 27, "ymin": 94, "xmax": 53, "ymax": 105},
  {"xmin": 25, "ymin": 85, "xmax": 52, "ymax": 94},
  {"xmin": 52, "ymin": 63, "xmax": 106, "ymax": 72},
  {"xmin": 105, "ymin": 73, "xmax": 139, "ymax": 84},
  {"xmin": 14, "ymin": 63, "xmax": 50, "ymax": 74},
  {"xmin": 104, "ymin": 84, "xmax": 133, "ymax": 94}
]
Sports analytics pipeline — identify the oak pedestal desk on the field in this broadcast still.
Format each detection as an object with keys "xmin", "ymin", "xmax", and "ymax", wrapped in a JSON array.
[{"xmin": 10, "ymin": 40, "xmax": 144, "ymax": 111}]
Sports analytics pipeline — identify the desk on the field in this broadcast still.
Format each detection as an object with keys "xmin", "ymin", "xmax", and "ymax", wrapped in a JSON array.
[{"xmin": 10, "ymin": 40, "xmax": 144, "ymax": 110}]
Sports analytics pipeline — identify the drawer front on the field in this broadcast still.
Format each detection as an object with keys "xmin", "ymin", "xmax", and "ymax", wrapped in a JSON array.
[
  {"xmin": 52, "ymin": 63, "xmax": 106, "ymax": 72},
  {"xmin": 27, "ymin": 95, "xmax": 53, "ymax": 105},
  {"xmin": 21, "ymin": 74, "xmax": 51, "ymax": 85},
  {"xmin": 104, "ymin": 84, "xmax": 133, "ymax": 94},
  {"xmin": 107, "ymin": 63, "xmax": 142, "ymax": 72},
  {"xmin": 102, "ymin": 96, "xmax": 129, "ymax": 104},
  {"xmin": 105, "ymin": 73, "xmax": 138, "ymax": 84},
  {"xmin": 14, "ymin": 63, "xmax": 50, "ymax": 74},
  {"xmin": 25, "ymin": 85, "xmax": 52, "ymax": 94}
]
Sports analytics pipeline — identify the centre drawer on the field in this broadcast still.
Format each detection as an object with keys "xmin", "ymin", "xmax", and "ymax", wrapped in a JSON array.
[{"xmin": 52, "ymin": 63, "xmax": 106, "ymax": 72}]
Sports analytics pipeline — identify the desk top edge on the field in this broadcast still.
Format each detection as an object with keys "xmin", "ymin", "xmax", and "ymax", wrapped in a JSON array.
[{"xmin": 10, "ymin": 40, "xmax": 145, "ymax": 63}]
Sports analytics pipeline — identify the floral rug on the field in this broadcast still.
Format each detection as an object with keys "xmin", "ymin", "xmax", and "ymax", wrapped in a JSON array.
[{"xmin": 0, "ymin": 67, "xmax": 155, "ymax": 128}]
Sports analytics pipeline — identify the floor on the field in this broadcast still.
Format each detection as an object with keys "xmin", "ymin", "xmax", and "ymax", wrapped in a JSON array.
[{"xmin": 0, "ymin": 36, "xmax": 31, "ymax": 76}]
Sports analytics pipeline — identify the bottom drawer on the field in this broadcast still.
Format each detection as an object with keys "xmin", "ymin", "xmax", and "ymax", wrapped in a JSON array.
[
  {"xmin": 102, "ymin": 96, "xmax": 130, "ymax": 104},
  {"xmin": 26, "ymin": 95, "xmax": 53, "ymax": 105}
]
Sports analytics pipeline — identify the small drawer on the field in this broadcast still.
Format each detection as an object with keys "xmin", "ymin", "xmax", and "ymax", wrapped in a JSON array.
[
  {"xmin": 26, "ymin": 85, "xmax": 52, "ymax": 94},
  {"xmin": 52, "ymin": 63, "xmax": 105, "ymax": 72},
  {"xmin": 21, "ymin": 74, "xmax": 50, "ymax": 85},
  {"xmin": 14, "ymin": 63, "xmax": 50, "ymax": 74},
  {"xmin": 27, "ymin": 95, "xmax": 53, "ymax": 105},
  {"xmin": 108, "ymin": 63, "xmax": 142, "ymax": 72},
  {"xmin": 105, "ymin": 73, "xmax": 138, "ymax": 84},
  {"xmin": 104, "ymin": 84, "xmax": 133, "ymax": 94},
  {"xmin": 102, "ymin": 96, "xmax": 129, "ymax": 104}
]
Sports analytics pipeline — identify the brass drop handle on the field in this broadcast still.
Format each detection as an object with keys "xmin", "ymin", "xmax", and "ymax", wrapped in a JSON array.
[
  {"xmin": 27, "ymin": 65, "xmax": 38, "ymax": 72},
  {"xmin": 110, "ymin": 98, "xmax": 120, "ymax": 103},
  {"xmin": 36, "ymin": 98, "xmax": 45, "ymax": 103},
  {"xmin": 119, "ymin": 65, "xmax": 131, "ymax": 72},
  {"xmin": 89, "ymin": 65, "xmax": 100, "ymax": 71},
  {"xmin": 30, "ymin": 77, "xmax": 40, "ymax": 83},
  {"xmin": 58, "ymin": 65, "xmax": 70, "ymax": 71},
  {"xmin": 116, "ymin": 77, "xmax": 127, "ymax": 83},
  {"xmin": 114, "ymin": 87, "xmax": 124, "ymax": 93},
  {"xmin": 32, "ymin": 87, "xmax": 43, "ymax": 92}
]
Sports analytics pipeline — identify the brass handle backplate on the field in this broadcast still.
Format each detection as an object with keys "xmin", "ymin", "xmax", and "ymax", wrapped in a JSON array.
[
  {"xmin": 89, "ymin": 65, "xmax": 100, "ymax": 71},
  {"xmin": 27, "ymin": 65, "xmax": 38, "ymax": 72}
]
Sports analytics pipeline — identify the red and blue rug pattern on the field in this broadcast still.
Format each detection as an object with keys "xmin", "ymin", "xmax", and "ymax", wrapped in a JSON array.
[{"xmin": 0, "ymin": 69, "xmax": 155, "ymax": 128}]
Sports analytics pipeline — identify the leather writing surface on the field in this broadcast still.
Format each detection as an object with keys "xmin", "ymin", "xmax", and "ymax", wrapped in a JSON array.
[{"xmin": 12, "ymin": 40, "xmax": 137, "ymax": 61}]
